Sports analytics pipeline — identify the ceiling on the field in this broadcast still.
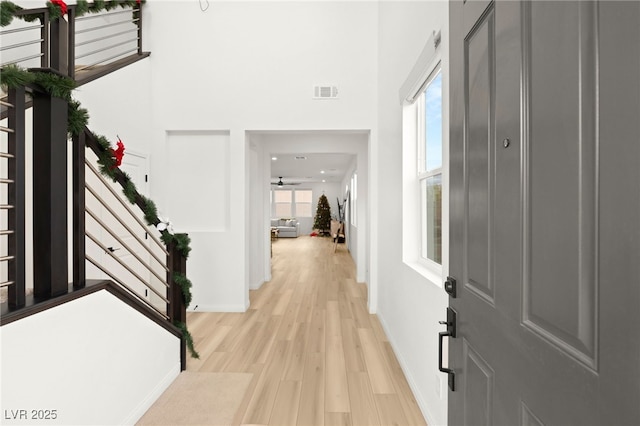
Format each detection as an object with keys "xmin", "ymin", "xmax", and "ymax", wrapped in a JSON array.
[{"xmin": 270, "ymin": 153, "xmax": 355, "ymax": 185}]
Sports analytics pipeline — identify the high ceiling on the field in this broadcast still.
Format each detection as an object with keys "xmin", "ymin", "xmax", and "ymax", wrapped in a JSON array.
[{"xmin": 270, "ymin": 153, "xmax": 355, "ymax": 185}]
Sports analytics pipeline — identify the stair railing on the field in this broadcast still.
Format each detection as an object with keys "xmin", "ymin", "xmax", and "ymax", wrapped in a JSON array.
[
  {"xmin": 0, "ymin": 86, "xmax": 26, "ymax": 310},
  {"xmin": 0, "ymin": 81, "xmax": 188, "ymax": 368},
  {"xmin": 78, "ymin": 129, "xmax": 173, "ymax": 320},
  {"xmin": 0, "ymin": 2, "xmax": 147, "ymax": 83},
  {"xmin": 76, "ymin": 127, "xmax": 188, "ymax": 367}
]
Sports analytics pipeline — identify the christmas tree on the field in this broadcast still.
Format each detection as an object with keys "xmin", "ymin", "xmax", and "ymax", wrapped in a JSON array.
[{"xmin": 313, "ymin": 194, "xmax": 332, "ymax": 235}]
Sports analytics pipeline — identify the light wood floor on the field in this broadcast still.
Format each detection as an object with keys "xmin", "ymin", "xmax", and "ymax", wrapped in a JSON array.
[{"xmin": 186, "ymin": 236, "xmax": 427, "ymax": 426}]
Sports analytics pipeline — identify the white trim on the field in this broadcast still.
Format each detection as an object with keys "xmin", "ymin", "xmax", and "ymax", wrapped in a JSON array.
[
  {"xmin": 125, "ymin": 362, "xmax": 181, "ymax": 425},
  {"xmin": 402, "ymin": 47, "xmax": 446, "ymax": 280},
  {"xmin": 250, "ymin": 279, "xmax": 265, "ymax": 290},
  {"xmin": 405, "ymin": 260, "xmax": 444, "ymax": 289},
  {"xmin": 399, "ymin": 30, "xmax": 442, "ymax": 104},
  {"xmin": 377, "ymin": 314, "xmax": 441, "ymax": 426}
]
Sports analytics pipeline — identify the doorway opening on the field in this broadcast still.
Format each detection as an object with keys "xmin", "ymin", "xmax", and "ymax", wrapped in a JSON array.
[{"xmin": 246, "ymin": 130, "xmax": 371, "ymax": 309}]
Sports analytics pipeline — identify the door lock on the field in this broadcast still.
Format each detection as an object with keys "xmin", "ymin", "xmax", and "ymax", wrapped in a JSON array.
[
  {"xmin": 438, "ymin": 307, "xmax": 457, "ymax": 391},
  {"xmin": 439, "ymin": 306, "xmax": 456, "ymax": 337},
  {"xmin": 444, "ymin": 276, "xmax": 457, "ymax": 298}
]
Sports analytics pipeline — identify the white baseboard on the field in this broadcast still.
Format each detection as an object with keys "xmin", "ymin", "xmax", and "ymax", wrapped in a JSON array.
[
  {"xmin": 377, "ymin": 314, "xmax": 442, "ymax": 426},
  {"xmin": 124, "ymin": 362, "xmax": 180, "ymax": 425},
  {"xmin": 250, "ymin": 280, "xmax": 264, "ymax": 290}
]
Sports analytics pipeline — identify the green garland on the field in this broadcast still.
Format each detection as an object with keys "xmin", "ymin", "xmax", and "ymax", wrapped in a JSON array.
[
  {"xmin": 0, "ymin": 1, "xmax": 19, "ymax": 26},
  {"xmin": 67, "ymin": 99, "xmax": 90, "ymax": 138},
  {"xmin": 0, "ymin": 0, "xmax": 38, "ymax": 26},
  {"xmin": 174, "ymin": 321, "xmax": 199, "ymax": 359},
  {"xmin": 161, "ymin": 232, "xmax": 192, "ymax": 260},
  {"xmin": 1, "ymin": 64, "xmax": 198, "ymax": 359},
  {"xmin": 1, "ymin": 65, "xmax": 89, "ymax": 140},
  {"xmin": 122, "ymin": 176, "xmax": 137, "ymax": 204},
  {"xmin": 46, "ymin": 1, "xmax": 63, "ymax": 21},
  {"xmin": 140, "ymin": 195, "xmax": 158, "ymax": 226},
  {"xmin": 0, "ymin": 64, "xmax": 34, "ymax": 87},
  {"xmin": 0, "ymin": 0, "xmax": 146, "ymax": 26},
  {"xmin": 94, "ymin": 133, "xmax": 118, "ymax": 179},
  {"xmin": 173, "ymin": 272, "xmax": 193, "ymax": 306},
  {"xmin": 33, "ymin": 71, "xmax": 76, "ymax": 99},
  {"xmin": 75, "ymin": 0, "xmax": 89, "ymax": 16}
]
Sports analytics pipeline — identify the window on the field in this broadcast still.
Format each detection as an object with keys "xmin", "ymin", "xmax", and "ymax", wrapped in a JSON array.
[
  {"xmin": 273, "ymin": 190, "xmax": 292, "ymax": 217},
  {"xmin": 401, "ymin": 34, "xmax": 446, "ymax": 284},
  {"xmin": 418, "ymin": 69, "xmax": 443, "ymax": 264},
  {"xmin": 295, "ymin": 190, "xmax": 313, "ymax": 218},
  {"xmin": 350, "ymin": 172, "xmax": 357, "ymax": 226},
  {"xmin": 271, "ymin": 189, "xmax": 312, "ymax": 218}
]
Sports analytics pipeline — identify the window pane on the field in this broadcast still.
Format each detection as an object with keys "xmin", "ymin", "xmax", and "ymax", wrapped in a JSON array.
[
  {"xmin": 351, "ymin": 173, "xmax": 357, "ymax": 226},
  {"xmin": 275, "ymin": 204, "xmax": 292, "ymax": 218},
  {"xmin": 296, "ymin": 203, "xmax": 312, "ymax": 218},
  {"xmin": 274, "ymin": 190, "xmax": 292, "ymax": 203},
  {"xmin": 295, "ymin": 190, "xmax": 312, "ymax": 203},
  {"xmin": 424, "ymin": 71, "xmax": 442, "ymax": 172},
  {"xmin": 422, "ymin": 174, "xmax": 442, "ymax": 264}
]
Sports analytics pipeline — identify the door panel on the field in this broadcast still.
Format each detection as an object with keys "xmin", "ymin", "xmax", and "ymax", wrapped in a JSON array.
[
  {"xmin": 524, "ymin": 1, "xmax": 598, "ymax": 368},
  {"xmin": 462, "ymin": 339, "xmax": 494, "ymax": 425},
  {"xmin": 465, "ymin": 4, "xmax": 495, "ymax": 303},
  {"xmin": 521, "ymin": 403, "xmax": 544, "ymax": 426},
  {"xmin": 448, "ymin": 1, "xmax": 640, "ymax": 425}
]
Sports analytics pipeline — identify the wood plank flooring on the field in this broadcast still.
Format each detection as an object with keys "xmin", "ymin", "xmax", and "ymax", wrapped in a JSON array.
[{"xmin": 186, "ymin": 236, "xmax": 427, "ymax": 426}]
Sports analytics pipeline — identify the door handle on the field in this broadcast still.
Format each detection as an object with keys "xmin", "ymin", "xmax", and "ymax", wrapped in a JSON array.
[
  {"xmin": 106, "ymin": 246, "xmax": 120, "ymax": 253},
  {"xmin": 438, "ymin": 307, "xmax": 456, "ymax": 391}
]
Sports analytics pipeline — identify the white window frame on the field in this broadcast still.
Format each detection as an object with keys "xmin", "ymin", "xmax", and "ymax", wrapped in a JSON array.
[
  {"xmin": 272, "ymin": 189, "xmax": 293, "ymax": 218},
  {"xmin": 350, "ymin": 172, "xmax": 357, "ymax": 227},
  {"xmin": 294, "ymin": 189, "xmax": 313, "ymax": 218},
  {"xmin": 400, "ymin": 33, "xmax": 448, "ymax": 287},
  {"xmin": 417, "ymin": 66, "xmax": 443, "ymax": 268},
  {"xmin": 271, "ymin": 188, "xmax": 314, "ymax": 218}
]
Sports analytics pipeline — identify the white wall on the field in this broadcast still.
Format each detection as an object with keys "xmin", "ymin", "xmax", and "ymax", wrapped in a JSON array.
[
  {"xmin": 248, "ymin": 140, "xmax": 265, "ymax": 292},
  {"xmin": 73, "ymin": 58, "xmax": 154, "ymax": 158},
  {"xmin": 145, "ymin": 1, "xmax": 378, "ymax": 312},
  {"xmin": 0, "ymin": 290, "xmax": 180, "ymax": 425},
  {"xmin": 375, "ymin": 2, "xmax": 449, "ymax": 425}
]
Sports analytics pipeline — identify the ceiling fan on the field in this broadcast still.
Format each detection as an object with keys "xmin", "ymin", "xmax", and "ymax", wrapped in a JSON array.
[{"xmin": 271, "ymin": 176, "xmax": 301, "ymax": 187}]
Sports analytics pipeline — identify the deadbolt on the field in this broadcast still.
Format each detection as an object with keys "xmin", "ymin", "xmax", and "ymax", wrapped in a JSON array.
[
  {"xmin": 444, "ymin": 276, "xmax": 457, "ymax": 298},
  {"xmin": 503, "ymin": 138, "xmax": 510, "ymax": 148}
]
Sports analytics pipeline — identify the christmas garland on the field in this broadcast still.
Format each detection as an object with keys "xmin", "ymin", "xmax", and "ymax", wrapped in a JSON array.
[
  {"xmin": 174, "ymin": 321, "xmax": 199, "ymax": 360},
  {"xmin": 0, "ymin": 64, "xmax": 199, "ymax": 359},
  {"xmin": 0, "ymin": 0, "xmax": 145, "ymax": 27},
  {"xmin": 173, "ymin": 272, "xmax": 193, "ymax": 306}
]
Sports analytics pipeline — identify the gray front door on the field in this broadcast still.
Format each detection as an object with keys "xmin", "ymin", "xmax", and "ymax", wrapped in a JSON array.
[{"xmin": 448, "ymin": 1, "xmax": 640, "ymax": 424}]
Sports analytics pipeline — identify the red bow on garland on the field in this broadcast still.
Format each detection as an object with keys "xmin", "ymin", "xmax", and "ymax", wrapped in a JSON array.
[
  {"xmin": 51, "ymin": 0, "xmax": 67, "ymax": 15},
  {"xmin": 112, "ymin": 137, "xmax": 126, "ymax": 168}
]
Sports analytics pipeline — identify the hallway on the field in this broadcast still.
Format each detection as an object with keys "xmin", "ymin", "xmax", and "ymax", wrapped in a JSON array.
[{"xmin": 149, "ymin": 236, "xmax": 427, "ymax": 425}]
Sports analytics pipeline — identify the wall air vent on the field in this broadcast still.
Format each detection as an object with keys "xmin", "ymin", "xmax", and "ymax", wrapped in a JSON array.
[{"xmin": 313, "ymin": 85, "xmax": 339, "ymax": 100}]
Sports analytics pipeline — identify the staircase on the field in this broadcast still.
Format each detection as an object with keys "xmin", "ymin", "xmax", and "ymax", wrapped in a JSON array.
[{"xmin": 0, "ymin": 2, "xmax": 190, "ymax": 423}]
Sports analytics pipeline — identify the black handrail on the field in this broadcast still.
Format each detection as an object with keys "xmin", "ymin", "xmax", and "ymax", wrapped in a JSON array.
[
  {"xmin": 1, "ymin": 3, "xmax": 148, "ymax": 84},
  {"xmin": 0, "ymin": 5, "xmax": 190, "ymax": 367}
]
